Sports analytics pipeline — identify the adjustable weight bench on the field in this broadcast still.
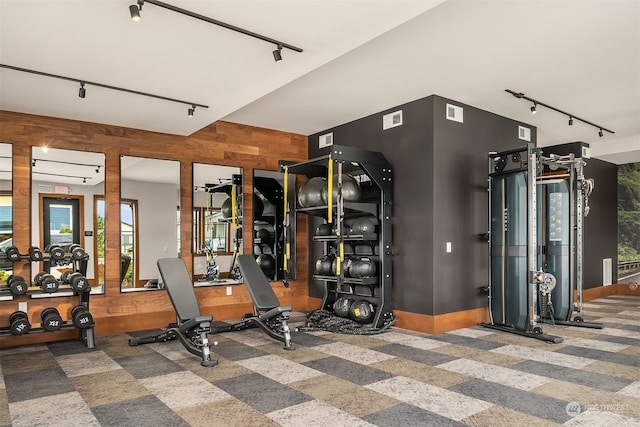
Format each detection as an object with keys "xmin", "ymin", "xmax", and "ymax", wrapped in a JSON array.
[{"xmin": 129, "ymin": 256, "xmax": 293, "ymax": 367}]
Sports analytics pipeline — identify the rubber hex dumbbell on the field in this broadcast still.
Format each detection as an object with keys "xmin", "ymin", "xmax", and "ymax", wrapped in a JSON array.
[
  {"xmin": 41, "ymin": 307, "xmax": 63, "ymax": 331},
  {"xmin": 61, "ymin": 272, "xmax": 89, "ymax": 292},
  {"xmin": 67, "ymin": 244, "xmax": 86, "ymax": 261},
  {"xmin": 28, "ymin": 246, "xmax": 44, "ymax": 261},
  {"xmin": 71, "ymin": 305, "xmax": 94, "ymax": 329},
  {"xmin": 44, "ymin": 244, "xmax": 65, "ymax": 261},
  {"xmin": 9, "ymin": 311, "xmax": 31, "ymax": 335},
  {"xmin": 34, "ymin": 272, "xmax": 59, "ymax": 293},
  {"xmin": 5, "ymin": 245, "xmax": 21, "ymax": 262},
  {"xmin": 7, "ymin": 275, "xmax": 28, "ymax": 295}
]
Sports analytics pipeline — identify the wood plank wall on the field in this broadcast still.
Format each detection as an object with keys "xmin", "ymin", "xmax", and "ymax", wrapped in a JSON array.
[{"xmin": 0, "ymin": 111, "xmax": 311, "ymax": 347}]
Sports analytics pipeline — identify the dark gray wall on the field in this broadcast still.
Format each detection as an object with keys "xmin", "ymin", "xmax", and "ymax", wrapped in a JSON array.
[{"xmin": 308, "ymin": 95, "xmax": 536, "ymax": 315}]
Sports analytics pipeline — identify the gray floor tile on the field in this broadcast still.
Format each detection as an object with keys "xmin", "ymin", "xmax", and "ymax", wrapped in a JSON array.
[
  {"xmin": 303, "ymin": 356, "xmax": 394, "ymax": 385},
  {"xmin": 374, "ymin": 343, "xmax": 459, "ymax": 366},
  {"xmin": 449, "ymin": 378, "xmax": 573, "ymax": 423},
  {"xmin": 363, "ymin": 402, "xmax": 466, "ymax": 426},
  {"xmin": 115, "ymin": 352, "xmax": 184, "ymax": 379},
  {"xmin": 4, "ymin": 367, "xmax": 75, "ymax": 402},
  {"xmin": 214, "ymin": 372, "xmax": 312, "ymax": 413},
  {"xmin": 290, "ymin": 330, "xmax": 336, "ymax": 347},
  {"xmin": 429, "ymin": 333, "xmax": 506, "ymax": 350},
  {"xmin": 91, "ymin": 394, "xmax": 189, "ymax": 427},
  {"xmin": 554, "ymin": 345, "xmax": 640, "ymax": 367},
  {"xmin": 511, "ymin": 359, "xmax": 633, "ymax": 392},
  {"xmin": 211, "ymin": 340, "xmax": 269, "ymax": 361},
  {"xmin": 592, "ymin": 333, "xmax": 640, "ymax": 347},
  {"xmin": 46, "ymin": 339, "xmax": 98, "ymax": 357}
]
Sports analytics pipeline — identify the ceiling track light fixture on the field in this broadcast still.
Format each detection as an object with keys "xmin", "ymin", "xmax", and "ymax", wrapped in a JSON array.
[
  {"xmin": 273, "ymin": 44, "xmax": 283, "ymax": 62},
  {"xmin": 128, "ymin": 0, "xmax": 303, "ymax": 60},
  {"xmin": 505, "ymin": 89, "xmax": 614, "ymax": 137},
  {"xmin": 1, "ymin": 64, "xmax": 208, "ymax": 115},
  {"xmin": 32, "ymin": 157, "xmax": 103, "ymax": 171},
  {"xmin": 32, "ymin": 171, "xmax": 91, "ymax": 183},
  {"xmin": 188, "ymin": 105, "xmax": 195, "ymax": 117}
]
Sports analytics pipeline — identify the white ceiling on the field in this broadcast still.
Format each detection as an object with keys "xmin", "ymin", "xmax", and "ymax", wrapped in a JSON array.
[{"xmin": 1, "ymin": 0, "xmax": 639, "ymax": 165}]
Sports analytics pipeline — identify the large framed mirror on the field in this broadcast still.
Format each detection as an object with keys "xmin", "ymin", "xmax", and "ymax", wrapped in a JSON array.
[
  {"xmin": 120, "ymin": 156, "xmax": 180, "ymax": 292},
  {"xmin": 0, "ymin": 143, "xmax": 12, "ymax": 289},
  {"xmin": 193, "ymin": 163, "xmax": 243, "ymax": 286},
  {"xmin": 30, "ymin": 147, "xmax": 105, "ymax": 294},
  {"xmin": 253, "ymin": 169, "xmax": 296, "ymax": 282}
]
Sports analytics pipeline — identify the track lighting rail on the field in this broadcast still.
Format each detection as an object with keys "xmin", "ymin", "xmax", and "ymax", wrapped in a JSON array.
[
  {"xmin": 505, "ymin": 89, "xmax": 614, "ymax": 136},
  {"xmin": 136, "ymin": 0, "xmax": 303, "ymax": 55},
  {"xmin": 0, "ymin": 64, "xmax": 208, "ymax": 114}
]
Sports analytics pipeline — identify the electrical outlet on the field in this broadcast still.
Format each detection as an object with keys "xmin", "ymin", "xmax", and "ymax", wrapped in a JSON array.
[
  {"xmin": 226, "ymin": 286, "xmax": 232, "ymax": 296},
  {"xmin": 18, "ymin": 302, "xmax": 27, "ymax": 312}
]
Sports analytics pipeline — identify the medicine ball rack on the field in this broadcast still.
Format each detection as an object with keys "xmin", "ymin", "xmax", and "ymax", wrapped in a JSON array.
[
  {"xmin": 281, "ymin": 145, "xmax": 393, "ymax": 328},
  {"xmin": 0, "ymin": 247, "xmax": 95, "ymax": 348},
  {"xmin": 253, "ymin": 175, "xmax": 286, "ymax": 281}
]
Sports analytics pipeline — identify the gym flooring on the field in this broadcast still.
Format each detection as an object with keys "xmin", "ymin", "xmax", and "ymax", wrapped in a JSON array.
[{"xmin": 1, "ymin": 295, "xmax": 639, "ymax": 426}]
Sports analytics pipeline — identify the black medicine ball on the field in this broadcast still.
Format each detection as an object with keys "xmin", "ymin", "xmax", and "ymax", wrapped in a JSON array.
[
  {"xmin": 333, "ymin": 297, "xmax": 354, "ymax": 318},
  {"xmin": 349, "ymin": 299, "xmax": 375, "ymax": 323}
]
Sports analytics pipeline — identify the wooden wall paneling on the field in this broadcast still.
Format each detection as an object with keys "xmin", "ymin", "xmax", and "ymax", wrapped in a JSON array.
[{"xmin": 0, "ymin": 111, "xmax": 309, "ymax": 347}]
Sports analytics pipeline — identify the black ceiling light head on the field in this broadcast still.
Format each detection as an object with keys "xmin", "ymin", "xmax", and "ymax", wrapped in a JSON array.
[
  {"xmin": 530, "ymin": 103, "xmax": 537, "ymax": 114},
  {"xmin": 273, "ymin": 44, "xmax": 283, "ymax": 62},
  {"xmin": 188, "ymin": 104, "xmax": 196, "ymax": 117},
  {"xmin": 31, "ymin": 159, "xmax": 36, "ymax": 167},
  {"xmin": 130, "ymin": 0, "xmax": 143, "ymax": 21},
  {"xmin": 82, "ymin": 177, "xmax": 87, "ymax": 184},
  {"xmin": 78, "ymin": 82, "xmax": 86, "ymax": 99},
  {"xmin": 568, "ymin": 116, "xmax": 573, "ymax": 126},
  {"xmin": 599, "ymin": 128, "xmax": 604, "ymax": 137}
]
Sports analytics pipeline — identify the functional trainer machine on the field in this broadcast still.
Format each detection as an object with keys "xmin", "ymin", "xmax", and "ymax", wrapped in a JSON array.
[
  {"xmin": 128, "ymin": 257, "xmax": 293, "ymax": 367},
  {"xmin": 481, "ymin": 143, "xmax": 602, "ymax": 343}
]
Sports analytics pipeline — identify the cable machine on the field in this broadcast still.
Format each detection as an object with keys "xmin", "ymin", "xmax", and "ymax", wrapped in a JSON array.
[{"xmin": 482, "ymin": 143, "xmax": 602, "ymax": 343}]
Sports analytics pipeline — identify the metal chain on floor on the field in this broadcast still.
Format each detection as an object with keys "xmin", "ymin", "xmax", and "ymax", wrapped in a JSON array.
[{"xmin": 297, "ymin": 309, "xmax": 396, "ymax": 335}]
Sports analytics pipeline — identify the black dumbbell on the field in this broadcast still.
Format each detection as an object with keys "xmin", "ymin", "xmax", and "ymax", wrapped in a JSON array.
[
  {"xmin": 61, "ymin": 272, "xmax": 89, "ymax": 292},
  {"xmin": 9, "ymin": 311, "xmax": 31, "ymax": 335},
  {"xmin": 29, "ymin": 246, "xmax": 44, "ymax": 261},
  {"xmin": 34, "ymin": 272, "xmax": 59, "ymax": 293},
  {"xmin": 44, "ymin": 244, "xmax": 65, "ymax": 261},
  {"xmin": 71, "ymin": 305, "xmax": 94, "ymax": 329},
  {"xmin": 7, "ymin": 275, "xmax": 28, "ymax": 295},
  {"xmin": 41, "ymin": 307, "xmax": 63, "ymax": 331},
  {"xmin": 5, "ymin": 245, "xmax": 21, "ymax": 262},
  {"xmin": 67, "ymin": 244, "xmax": 86, "ymax": 261}
]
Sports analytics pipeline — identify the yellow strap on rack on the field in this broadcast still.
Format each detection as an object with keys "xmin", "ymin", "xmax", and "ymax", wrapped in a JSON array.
[
  {"xmin": 282, "ymin": 165, "xmax": 289, "ymax": 226},
  {"xmin": 336, "ymin": 242, "xmax": 344, "ymax": 275},
  {"xmin": 284, "ymin": 243, "xmax": 290, "ymax": 270},
  {"xmin": 327, "ymin": 154, "xmax": 333, "ymax": 224},
  {"xmin": 231, "ymin": 183, "xmax": 238, "ymax": 229}
]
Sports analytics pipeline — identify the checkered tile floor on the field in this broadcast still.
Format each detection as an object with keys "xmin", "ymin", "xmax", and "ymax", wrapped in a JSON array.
[{"xmin": 1, "ymin": 295, "xmax": 639, "ymax": 426}]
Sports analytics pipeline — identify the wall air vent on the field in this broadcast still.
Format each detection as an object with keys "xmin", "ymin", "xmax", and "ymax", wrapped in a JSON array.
[
  {"xmin": 446, "ymin": 103, "xmax": 463, "ymax": 123},
  {"xmin": 518, "ymin": 125, "xmax": 531, "ymax": 142},
  {"xmin": 319, "ymin": 132, "xmax": 333, "ymax": 148},
  {"xmin": 382, "ymin": 110, "xmax": 403, "ymax": 130}
]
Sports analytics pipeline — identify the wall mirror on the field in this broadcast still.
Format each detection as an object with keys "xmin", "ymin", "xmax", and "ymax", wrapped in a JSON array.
[
  {"xmin": 121, "ymin": 156, "xmax": 180, "ymax": 292},
  {"xmin": 193, "ymin": 163, "xmax": 243, "ymax": 286},
  {"xmin": 253, "ymin": 169, "xmax": 296, "ymax": 282},
  {"xmin": 0, "ymin": 143, "xmax": 12, "ymax": 286},
  {"xmin": 30, "ymin": 147, "xmax": 105, "ymax": 294}
]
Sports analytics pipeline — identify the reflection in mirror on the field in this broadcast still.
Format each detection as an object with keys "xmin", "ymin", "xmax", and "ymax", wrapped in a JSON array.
[
  {"xmin": 30, "ymin": 147, "xmax": 105, "ymax": 294},
  {"xmin": 120, "ymin": 156, "xmax": 180, "ymax": 292},
  {"xmin": 253, "ymin": 169, "xmax": 296, "ymax": 282},
  {"xmin": 0, "ymin": 143, "xmax": 12, "ymax": 286},
  {"xmin": 193, "ymin": 164, "xmax": 243, "ymax": 286}
]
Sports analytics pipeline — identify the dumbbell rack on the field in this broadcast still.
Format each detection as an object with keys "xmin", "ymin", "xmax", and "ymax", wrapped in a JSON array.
[
  {"xmin": 0, "ymin": 249, "xmax": 95, "ymax": 349},
  {"xmin": 280, "ymin": 145, "xmax": 394, "ymax": 328}
]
